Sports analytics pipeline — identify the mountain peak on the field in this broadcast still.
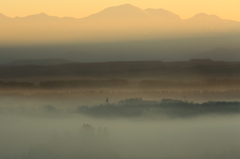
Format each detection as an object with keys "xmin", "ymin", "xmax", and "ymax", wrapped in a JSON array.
[
  {"xmin": 0, "ymin": 13, "xmax": 9, "ymax": 18},
  {"xmin": 82, "ymin": 3, "xmax": 150, "ymax": 22},
  {"xmin": 195, "ymin": 13, "xmax": 208, "ymax": 16},
  {"xmin": 32, "ymin": 12, "xmax": 51, "ymax": 17},
  {"xmin": 22, "ymin": 12, "xmax": 60, "ymax": 20},
  {"xmin": 103, "ymin": 3, "xmax": 143, "ymax": 12},
  {"xmin": 120, "ymin": 3, "xmax": 135, "ymax": 7},
  {"xmin": 145, "ymin": 8, "xmax": 182, "ymax": 22},
  {"xmin": 38, "ymin": 12, "xmax": 48, "ymax": 16},
  {"xmin": 190, "ymin": 13, "xmax": 222, "ymax": 21}
]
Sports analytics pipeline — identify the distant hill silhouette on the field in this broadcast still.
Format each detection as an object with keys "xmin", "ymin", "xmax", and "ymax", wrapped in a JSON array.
[
  {"xmin": 186, "ymin": 13, "xmax": 223, "ymax": 23},
  {"xmin": 184, "ymin": 13, "xmax": 240, "ymax": 32},
  {"xmin": 6, "ymin": 58, "xmax": 77, "ymax": 66},
  {"xmin": 79, "ymin": 4, "xmax": 183, "ymax": 28},
  {"xmin": 19, "ymin": 12, "xmax": 77, "ymax": 22},
  {"xmin": 81, "ymin": 4, "xmax": 151, "ymax": 22},
  {"xmin": 23, "ymin": 12, "xmax": 58, "ymax": 19},
  {"xmin": 145, "ymin": 8, "xmax": 182, "ymax": 23},
  {"xmin": 0, "ymin": 13, "xmax": 9, "ymax": 19}
]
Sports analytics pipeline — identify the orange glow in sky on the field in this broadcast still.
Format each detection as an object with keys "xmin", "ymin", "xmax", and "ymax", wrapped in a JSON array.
[{"xmin": 1, "ymin": 0, "xmax": 240, "ymax": 21}]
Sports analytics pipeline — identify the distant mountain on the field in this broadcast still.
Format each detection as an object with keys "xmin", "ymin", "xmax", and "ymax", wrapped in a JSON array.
[
  {"xmin": 186, "ymin": 13, "xmax": 223, "ymax": 23},
  {"xmin": 145, "ymin": 8, "xmax": 182, "ymax": 23},
  {"xmin": 80, "ymin": 4, "xmax": 154, "ymax": 27},
  {"xmin": 20, "ymin": 12, "xmax": 60, "ymax": 20},
  {"xmin": 6, "ymin": 58, "xmax": 77, "ymax": 66},
  {"xmin": 18, "ymin": 12, "xmax": 78, "ymax": 21},
  {"xmin": 83, "ymin": 4, "xmax": 149, "ymax": 20},
  {"xmin": 0, "ymin": 13, "xmax": 9, "ymax": 19},
  {"xmin": 185, "ymin": 13, "xmax": 240, "ymax": 31},
  {"xmin": 80, "ymin": 4, "xmax": 185, "ymax": 28},
  {"xmin": 10, "ymin": 13, "xmax": 80, "ymax": 27}
]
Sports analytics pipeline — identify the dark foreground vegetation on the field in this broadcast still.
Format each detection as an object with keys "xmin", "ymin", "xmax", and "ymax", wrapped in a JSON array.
[
  {"xmin": 1, "ymin": 98, "xmax": 240, "ymax": 119},
  {"xmin": 77, "ymin": 98, "xmax": 240, "ymax": 118}
]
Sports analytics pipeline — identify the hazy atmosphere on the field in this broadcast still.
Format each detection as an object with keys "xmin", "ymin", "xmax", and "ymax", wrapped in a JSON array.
[{"xmin": 1, "ymin": 1, "xmax": 240, "ymax": 159}]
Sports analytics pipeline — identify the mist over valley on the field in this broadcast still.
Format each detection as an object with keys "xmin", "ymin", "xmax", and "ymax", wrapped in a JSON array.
[{"xmin": 1, "ymin": 3, "xmax": 240, "ymax": 159}]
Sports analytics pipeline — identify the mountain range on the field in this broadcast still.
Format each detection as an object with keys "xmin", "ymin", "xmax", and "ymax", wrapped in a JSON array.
[
  {"xmin": 1, "ymin": 4, "xmax": 240, "ymax": 37},
  {"xmin": 1, "ymin": 4, "xmax": 239, "ymax": 23},
  {"xmin": 0, "ymin": 4, "xmax": 240, "ymax": 63}
]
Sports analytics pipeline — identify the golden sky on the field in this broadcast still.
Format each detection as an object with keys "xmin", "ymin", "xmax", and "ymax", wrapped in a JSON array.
[{"xmin": 1, "ymin": 0, "xmax": 240, "ymax": 21}]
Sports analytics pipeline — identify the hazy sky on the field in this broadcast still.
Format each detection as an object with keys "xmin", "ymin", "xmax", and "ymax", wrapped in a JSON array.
[{"xmin": 1, "ymin": 0, "xmax": 240, "ymax": 21}]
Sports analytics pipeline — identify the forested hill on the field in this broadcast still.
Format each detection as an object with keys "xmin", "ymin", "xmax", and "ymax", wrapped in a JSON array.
[{"xmin": 78, "ymin": 98, "xmax": 240, "ymax": 118}]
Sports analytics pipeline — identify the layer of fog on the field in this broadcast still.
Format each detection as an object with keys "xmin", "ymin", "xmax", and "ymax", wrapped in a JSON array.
[{"xmin": 1, "ymin": 98, "xmax": 240, "ymax": 159}]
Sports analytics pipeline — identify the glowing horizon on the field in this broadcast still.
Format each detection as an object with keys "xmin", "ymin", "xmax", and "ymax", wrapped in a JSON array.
[{"xmin": 1, "ymin": 0, "xmax": 240, "ymax": 21}]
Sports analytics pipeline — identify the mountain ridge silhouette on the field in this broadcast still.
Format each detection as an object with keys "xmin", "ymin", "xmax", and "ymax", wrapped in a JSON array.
[
  {"xmin": 0, "ymin": 4, "xmax": 239, "ymax": 22},
  {"xmin": 1, "ymin": 3, "xmax": 240, "ymax": 50}
]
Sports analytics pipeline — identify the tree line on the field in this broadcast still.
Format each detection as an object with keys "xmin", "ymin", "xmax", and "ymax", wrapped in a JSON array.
[
  {"xmin": 1, "ymin": 78, "xmax": 240, "ymax": 89},
  {"xmin": 77, "ymin": 98, "xmax": 240, "ymax": 118}
]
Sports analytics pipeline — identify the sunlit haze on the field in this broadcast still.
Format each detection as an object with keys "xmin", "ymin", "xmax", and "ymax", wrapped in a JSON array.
[{"xmin": 1, "ymin": 1, "xmax": 240, "ymax": 159}]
